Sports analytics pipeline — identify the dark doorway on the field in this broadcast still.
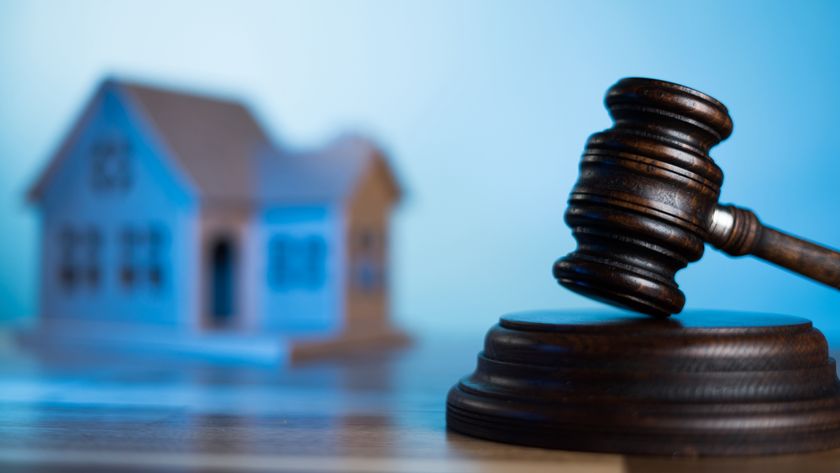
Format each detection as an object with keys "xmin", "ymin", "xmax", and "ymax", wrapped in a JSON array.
[{"xmin": 210, "ymin": 238, "xmax": 236, "ymax": 327}]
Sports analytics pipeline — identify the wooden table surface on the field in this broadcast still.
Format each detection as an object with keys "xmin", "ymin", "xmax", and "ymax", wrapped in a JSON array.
[{"xmin": 1, "ymin": 332, "xmax": 840, "ymax": 473}]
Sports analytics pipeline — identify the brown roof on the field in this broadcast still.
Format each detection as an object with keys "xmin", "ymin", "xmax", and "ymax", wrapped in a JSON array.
[
  {"xmin": 257, "ymin": 134, "xmax": 401, "ymax": 204},
  {"xmin": 29, "ymin": 78, "xmax": 401, "ymax": 207},
  {"xmin": 119, "ymin": 80, "xmax": 272, "ymax": 203}
]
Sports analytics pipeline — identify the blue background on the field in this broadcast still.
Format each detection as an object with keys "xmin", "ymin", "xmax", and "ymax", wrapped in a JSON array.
[{"xmin": 1, "ymin": 0, "xmax": 839, "ymax": 337}]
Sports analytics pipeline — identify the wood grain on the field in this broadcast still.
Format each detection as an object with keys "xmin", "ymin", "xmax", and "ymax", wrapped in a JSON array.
[
  {"xmin": 554, "ymin": 77, "xmax": 840, "ymax": 317},
  {"xmin": 0, "ymin": 330, "xmax": 839, "ymax": 472},
  {"xmin": 448, "ymin": 311, "xmax": 840, "ymax": 456}
]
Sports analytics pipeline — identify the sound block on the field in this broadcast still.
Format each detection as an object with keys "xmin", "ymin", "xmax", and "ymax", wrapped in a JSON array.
[{"xmin": 446, "ymin": 310, "xmax": 840, "ymax": 456}]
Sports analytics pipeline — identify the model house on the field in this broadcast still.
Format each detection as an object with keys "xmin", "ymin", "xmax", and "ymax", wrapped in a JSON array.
[{"xmin": 26, "ymin": 78, "xmax": 407, "ymax": 361}]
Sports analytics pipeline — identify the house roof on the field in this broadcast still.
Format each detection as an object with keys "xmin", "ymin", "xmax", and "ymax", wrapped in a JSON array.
[
  {"xmin": 28, "ymin": 78, "xmax": 401, "ymax": 207},
  {"xmin": 119, "ymin": 80, "xmax": 273, "ymax": 203},
  {"xmin": 257, "ymin": 134, "xmax": 402, "ymax": 204}
]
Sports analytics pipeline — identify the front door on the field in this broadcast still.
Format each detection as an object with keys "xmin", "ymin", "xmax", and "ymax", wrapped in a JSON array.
[{"xmin": 209, "ymin": 237, "xmax": 235, "ymax": 327}]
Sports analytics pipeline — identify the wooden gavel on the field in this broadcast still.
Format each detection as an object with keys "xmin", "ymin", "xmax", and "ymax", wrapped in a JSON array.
[{"xmin": 554, "ymin": 77, "xmax": 840, "ymax": 317}]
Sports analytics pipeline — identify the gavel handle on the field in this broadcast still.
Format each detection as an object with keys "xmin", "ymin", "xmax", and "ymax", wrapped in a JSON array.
[{"xmin": 707, "ymin": 204, "xmax": 840, "ymax": 289}]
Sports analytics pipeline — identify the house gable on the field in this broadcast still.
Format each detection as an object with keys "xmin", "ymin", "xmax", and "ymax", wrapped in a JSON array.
[
  {"xmin": 28, "ymin": 80, "xmax": 194, "ymax": 208},
  {"xmin": 31, "ymin": 80, "xmax": 199, "ymax": 327},
  {"xmin": 343, "ymin": 153, "xmax": 401, "ymax": 329}
]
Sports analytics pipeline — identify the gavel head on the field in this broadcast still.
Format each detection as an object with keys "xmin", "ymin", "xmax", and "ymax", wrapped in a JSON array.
[{"xmin": 553, "ymin": 77, "xmax": 733, "ymax": 317}]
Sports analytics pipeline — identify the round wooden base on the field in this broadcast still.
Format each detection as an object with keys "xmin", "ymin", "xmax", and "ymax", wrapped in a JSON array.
[{"xmin": 446, "ymin": 310, "xmax": 840, "ymax": 456}]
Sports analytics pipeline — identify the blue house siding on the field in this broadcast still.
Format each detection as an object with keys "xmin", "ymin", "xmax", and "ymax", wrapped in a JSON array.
[
  {"xmin": 257, "ymin": 206, "xmax": 343, "ymax": 335},
  {"xmin": 30, "ymin": 79, "xmax": 401, "ymax": 351},
  {"xmin": 38, "ymin": 87, "xmax": 195, "ymax": 328}
]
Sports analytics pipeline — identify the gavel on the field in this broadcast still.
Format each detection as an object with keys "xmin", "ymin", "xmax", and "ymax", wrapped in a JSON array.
[{"xmin": 554, "ymin": 77, "xmax": 840, "ymax": 317}]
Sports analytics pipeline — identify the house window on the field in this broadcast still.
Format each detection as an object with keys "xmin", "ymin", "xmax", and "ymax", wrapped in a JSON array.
[
  {"xmin": 84, "ymin": 227, "xmax": 102, "ymax": 288},
  {"xmin": 57, "ymin": 225, "xmax": 102, "ymax": 292},
  {"xmin": 306, "ymin": 237, "xmax": 326, "ymax": 286},
  {"xmin": 148, "ymin": 226, "xmax": 165, "ymax": 289},
  {"xmin": 120, "ymin": 224, "xmax": 167, "ymax": 291},
  {"xmin": 353, "ymin": 229, "xmax": 384, "ymax": 293},
  {"xmin": 58, "ymin": 227, "xmax": 78, "ymax": 291},
  {"xmin": 120, "ymin": 228, "xmax": 139, "ymax": 289},
  {"xmin": 91, "ymin": 134, "xmax": 132, "ymax": 192},
  {"xmin": 359, "ymin": 230, "xmax": 376, "ymax": 252},
  {"xmin": 271, "ymin": 237, "xmax": 289, "ymax": 288},
  {"xmin": 269, "ymin": 235, "xmax": 326, "ymax": 290}
]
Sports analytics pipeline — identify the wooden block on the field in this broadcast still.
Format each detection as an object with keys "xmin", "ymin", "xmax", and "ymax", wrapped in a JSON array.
[{"xmin": 447, "ymin": 310, "xmax": 840, "ymax": 456}]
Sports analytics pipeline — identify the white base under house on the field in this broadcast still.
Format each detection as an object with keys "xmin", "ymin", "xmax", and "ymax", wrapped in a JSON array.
[{"xmin": 20, "ymin": 318, "xmax": 410, "ymax": 365}]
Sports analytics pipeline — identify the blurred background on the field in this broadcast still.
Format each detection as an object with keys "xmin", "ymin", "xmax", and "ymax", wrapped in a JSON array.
[{"xmin": 1, "ymin": 0, "xmax": 839, "ymax": 339}]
